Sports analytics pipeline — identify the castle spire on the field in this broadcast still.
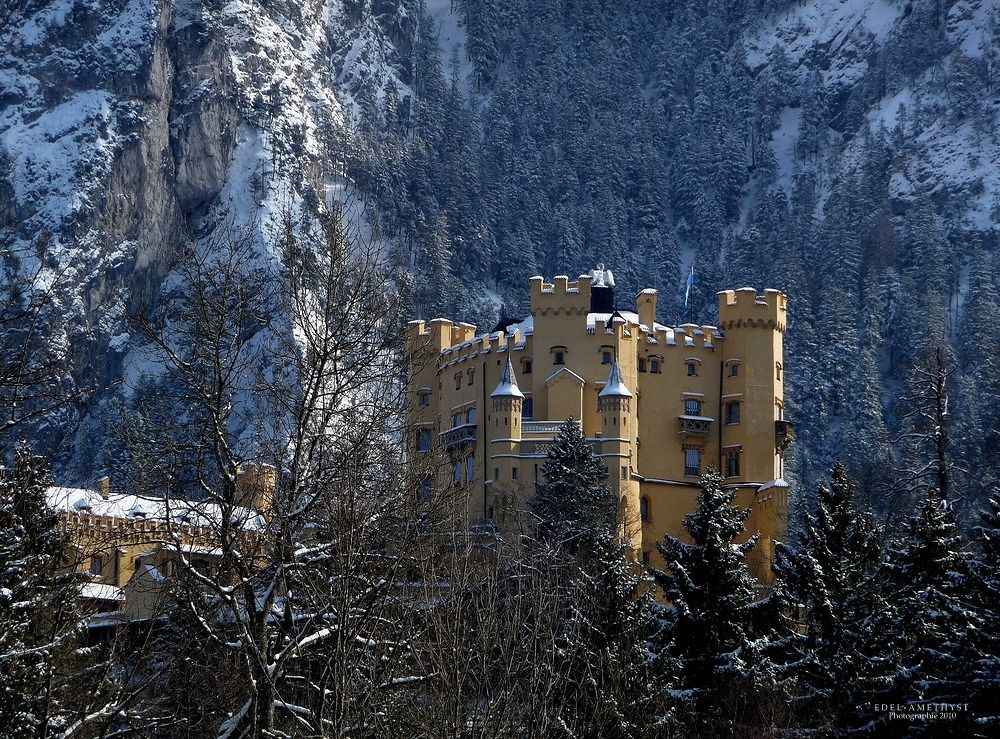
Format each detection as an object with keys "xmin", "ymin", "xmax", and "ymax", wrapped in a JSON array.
[
  {"xmin": 599, "ymin": 360, "xmax": 632, "ymax": 398},
  {"xmin": 491, "ymin": 357, "xmax": 524, "ymax": 398}
]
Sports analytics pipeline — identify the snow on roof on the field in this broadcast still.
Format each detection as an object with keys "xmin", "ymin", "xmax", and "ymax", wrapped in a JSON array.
[
  {"xmin": 757, "ymin": 479, "xmax": 790, "ymax": 493},
  {"xmin": 80, "ymin": 582, "xmax": 125, "ymax": 602},
  {"xmin": 599, "ymin": 361, "xmax": 633, "ymax": 398},
  {"xmin": 490, "ymin": 357, "xmax": 524, "ymax": 399},
  {"xmin": 46, "ymin": 486, "xmax": 266, "ymax": 530}
]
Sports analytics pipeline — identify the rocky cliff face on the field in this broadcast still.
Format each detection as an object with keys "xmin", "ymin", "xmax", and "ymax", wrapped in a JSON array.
[{"xmin": 1, "ymin": 0, "xmax": 416, "ymax": 474}]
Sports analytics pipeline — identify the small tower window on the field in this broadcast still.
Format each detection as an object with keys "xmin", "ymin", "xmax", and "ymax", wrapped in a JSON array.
[
  {"xmin": 465, "ymin": 457, "xmax": 475, "ymax": 482},
  {"xmin": 522, "ymin": 397, "xmax": 534, "ymax": 419},
  {"xmin": 418, "ymin": 390, "xmax": 431, "ymax": 406},
  {"xmin": 640, "ymin": 497, "xmax": 650, "ymax": 523},
  {"xmin": 684, "ymin": 447, "xmax": 702, "ymax": 477},
  {"xmin": 726, "ymin": 401, "xmax": 741, "ymax": 425},
  {"xmin": 730, "ymin": 364, "xmax": 739, "ymax": 377},
  {"xmin": 453, "ymin": 413, "xmax": 462, "ymax": 428},
  {"xmin": 726, "ymin": 447, "xmax": 742, "ymax": 478},
  {"xmin": 494, "ymin": 467, "xmax": 499, "ymax": 481},
  {"xmin": 466, "ymin": 409, "xmax": 476, "ymax": 424},
  {"xmin": 687, "ymin": 362, "xmax": 697, "ymax": 377},
  {"xmin": 554, "ymin": 351, "xmax": 565, "ymax": 365},
  {"xmin": 602, "ymin": 350, "xmax": 612, "ymax": 364},
  {"xmin": 684, "ymin": 398, "xmax": 702, "ymax": 416},
  {"xmin": 776, "ymin": 362, "xmax": 783, "ymax": 381},
  {"xmin": 512, "ymin": 467, "xmax": 518, "ymax": 480},
  {"xmin": 621, "ymin": 465, "xmax": 628, "ymax": 480},
  {"xmin": 417, "ymin": 478, "xmax": 432, "ymax": 505},
  {"xmin": 90, "ymin": 555, "xmax": 104, "ymax": 576},
  {"xmin": 467, "ymin": 367, "xmax": 475, "ymax": 386},
  {"xmin": 638, "ymin": 358, "xmax": 647, "ymax": 373},
  {"xmin": 416, "ymin": 429, "xmax": 431, "ymax": 453},
  {"xmin": 454, "ymin": 372, "xmax": 462, "ymax": 390},
  {"xmin": 523, "ymin": 359, "xmax": 533, "ymax": 374},
  {"xmin": 650, "ymin": 359, "xmax": 660, "ymax": 374}
]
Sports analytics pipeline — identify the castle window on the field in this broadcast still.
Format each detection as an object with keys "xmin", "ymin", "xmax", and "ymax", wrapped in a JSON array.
[
  {"xmin": 726, "ymin": 401, "xmax": 741, "ymax": 425},
  {"xmin": 775, "ymin": 401, "xmax": 783, "ymax": 421},
  {"xmin": 776, "ymin": 362, "xmax": 783, "ymax": 381},
  {"xmin": 621, "ymin": 465, "xmax": 628, "ymax": 480},
  {"xmin": 523, "ymin": 359, "xmax": 533, "ymax": 374},
  {"xmin": 418, "ymin": 390, "xmax": 431, "ymax": 406},
  {"xmin": 638, "ymin": 357, "xmax": 647, "ymax": 373},
  {"xmin": 687, "ymin": 362, "xmax": 697, "ymax": 377},
  {"xmin": 730, "ymin": 364, "xmax": 739, "ymax": 377},
  {"xmin": 417, "ymin": 429, "xmax": 431, "ymax": 453},
  {"xmin": 684, "ymin": 398, "xmax": 702, "ymax": 416},
  {"xmin": 488, "ymin": 506, "xmax": 495, "ymax": 520},
  {"xmin": 465, "ymin": 457, "xmax": 475, "ymax": 483},
  {"xmin": 417, "ymin": 478, "xmax": 431, "ymax": 505},
  {"xmin": 90, "ymin": 555, "xmax": 104, "ymax": 576},
  {"xmin": 466, "ymin": 409, "xmax": 475, "ymax": 425},
  {"xmin": 467, "ymin": 367, "xmax": 475, "ymax": 386},
  {"xmin": 640, "ymin": 497, "xmax": 650, "ymax": 523},
  {"xmin": 684, "ymin": 447, "xmax": 702, "ymax": 477},
  {"xmin": 453, "ymin": 462, "xmax": 462, "ymax": 485},
  {"xmin": 650, "ymin": 359, "xmax": 660, "ymax": 373},
  {"xmin": 454, "ymin": 372, "xmax": 462, "ymax": 390},
  {"xmin": 453, "ymin": 413, "xmax": 462, "ymax": 428},
  {"xmin": 523, "ymin": 397, "xmax": 534, "ymax": 419},
  {"xmin": 554, "ymin": 351, "xmax": 565, "ymax": 365},
  {"xmin": 725, "ymin": 447, "xmax": 742, "ymax": 478},
  {"xmin": 494, "ymin": 467, "xmax": 499, "ymax": 481},
  {"xmin": 512, "ymin": 467, "xmax": 518, "ymax": 480},
  {"xmin": 601, "ymin": 349, "xmax": 613, "ymax": 364}
]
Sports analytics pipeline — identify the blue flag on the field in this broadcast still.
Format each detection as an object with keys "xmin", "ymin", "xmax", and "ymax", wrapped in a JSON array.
[{"xmin": 683, "ymin": 266, "xmax": 695, "ymax": 308}]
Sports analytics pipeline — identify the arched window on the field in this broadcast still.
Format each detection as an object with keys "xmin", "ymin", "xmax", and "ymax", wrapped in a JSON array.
[
  {"xmin": 640, "ymin": 497, "xmax": 650, "ymax": 523},
  {"xmin": 776, "ymin": 362, "xmax": 783, "ymax": 381},
  {"xmin": 726, "ymin": 401, "xmax": 741, "ymax": 425},
  {"xmin": 416, "ymin": 428, "xmax": 431, "ymax": 453}
]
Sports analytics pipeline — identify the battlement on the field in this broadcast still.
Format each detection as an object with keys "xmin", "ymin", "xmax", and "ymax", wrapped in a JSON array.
[
  {"xmin": 530, "ymin": 274, "xmax": 592, "ymax": 316},
  {"xmin": 717, "ymin": 288, "xmax": 788, "ymax": 333}
]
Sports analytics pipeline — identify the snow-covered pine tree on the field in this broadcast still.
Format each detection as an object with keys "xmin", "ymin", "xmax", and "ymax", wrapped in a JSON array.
[
  {"xmin": 766, "ymin": 462, "xmax": 894, "ymax": 734},
  {"xmin": 880, "ymin": 490, "xmax": 982, "ymax": 736},
  {"xmin": 0, "ymin": 443, "xmax": 79, "ymax": 736},
  {"xmin": 969, "ymin": 495, "xmax": 1000, "ymax": 728},
  {"xmin": 528, "ymin": 419, "xmax": 659, "ymax": 737},
  {"xmin": 531, "ymin": 419, "xmax": 614, "ymax": 549},
  {"xmin": 649, "ymin": 467, "xmax": 768, "ymax": 733}
]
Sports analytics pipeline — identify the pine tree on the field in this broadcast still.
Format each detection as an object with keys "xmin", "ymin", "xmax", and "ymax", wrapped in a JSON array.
[
  {"xmin": 767, "ymin": 463, "xmax": 894, "ymax": 734},
  {"xmin": 650, "ymin": 468, "xmax": 766, "ymax": 732},
  {"xmin": 881, "ymin": 491, "xmax": 982, "ymax": 736},
  {"xmin": 528, "ymin": 419, "xmax": 658, "ymax": 737},
  {"xmin": 969, "ymin": 495, "xmax": 1000, "ymax": 728},
  {"xmin": 0, "ymin": 444, "xmax": 79, "ymax": 736},
  {"xmin": 531, "ymin": 419, "xmax": 614, "ymax": 552}
]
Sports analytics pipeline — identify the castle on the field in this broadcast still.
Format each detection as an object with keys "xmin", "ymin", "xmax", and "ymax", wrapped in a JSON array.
[{"xmin": 405, "ymin": 267, "xmax": 792, "ymax": 581}]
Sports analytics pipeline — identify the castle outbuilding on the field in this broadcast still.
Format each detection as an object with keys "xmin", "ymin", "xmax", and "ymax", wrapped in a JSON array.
[{"xmin": 405, "ymin": 267, "xmax": 792, "ymax": 581}]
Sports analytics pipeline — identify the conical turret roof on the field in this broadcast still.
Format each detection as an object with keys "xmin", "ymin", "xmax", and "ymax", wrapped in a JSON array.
[
  {"xmin": 599, "ymin": 360, "xmax": 633, "ymax": 398},
  {"xmin": 491, "ymin": 357, "xmax": 524, "ymax": 398}
]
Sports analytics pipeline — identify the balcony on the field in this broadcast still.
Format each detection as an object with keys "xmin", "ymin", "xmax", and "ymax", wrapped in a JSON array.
[
  {"xmin": 678, "ymin": 415, "xmax": 713, "ymax": 439},
  {"xmin": 775, "ymin": 419, "xmax": 795, "ymax": 452},
  {"xmin": 440, "ymin": 423, "xmax": 477, "ymax": 450},
  {"xmin": 523, "ymin": 419, "xmax": 578, "ymax": 435}
]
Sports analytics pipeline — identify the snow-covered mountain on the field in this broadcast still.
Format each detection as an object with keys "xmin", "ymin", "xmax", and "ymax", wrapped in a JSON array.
[{"xmin": 3, "ymin": 0, "xmax": 999, "ymax": 509}]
